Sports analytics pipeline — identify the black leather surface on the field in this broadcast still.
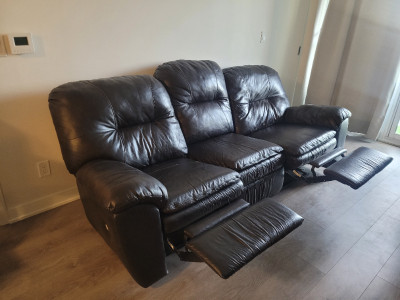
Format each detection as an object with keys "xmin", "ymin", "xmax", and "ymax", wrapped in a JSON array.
[
  {"xmin": 223, "ymin": 65, "xmax": 289, "ymax": 135},
  {"xmin": 284, "ymin": 139, "xmax": 336, "ymax": 169},
  {"xmin": 80, "ymin": 187, "xmax": 167, "ymax": 288},
  {"xmin": 251, "ymin": 124, "xmax": 336, "ymax": 156},
  {"xmin": 162, "ymin": 181, "xmax": 243, "ymax": 235},
  {"xmin": 251, "ymin": 124, "xmax": 337, "ymax": 169},
  {"xmin": 310, "ymin": 148, "xmax": 347, "ymax": 168},
  {"xmin": 143, "ymin": 158, "xmax": 241, "ymax": 214},
  {"xmin": 184, "ymin": 199, "xmax": 250, "ymax": 240},
  {"xmin": 76, "ymin": 160, "xmax": 167, "ymax": 214},
  {"xmin": 324, "ymin": 147, "xmax": 393, "ymax": 189},
  {"xmin": 49, "ymin": 75, "xmax": 188, "ymax": 174},
  {"xmin": 154, "ymin": 60, "xmax": 234, "ymax": 144},
  {"xmin": 243, "ymin": 168, "xmax": 285, "ymax": 204},
  {"xmin": 188, "ymin": 133, "xmax": 283, "ymax": 171},
  {"xmin": 284, "ymin": 105, "xmax": 352, "ymax": 130},
  {"xmin": 186, "ymin": 199, "xmax": 304, "ymax": 279},
  {"xmin": 239, "ymin": 155, "xmax": 284, "ymax": 185}
]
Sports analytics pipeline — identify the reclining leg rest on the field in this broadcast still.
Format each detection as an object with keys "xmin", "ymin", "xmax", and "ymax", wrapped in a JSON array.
[
  {"xmin": 324, "ymin": 146, "xmax": 393, "ymax": 189},
  {"xmin": 185, "ymin": 199, "xmax": 304, "ymax": 278},
  {"xmin": 288, "ymin": 147, "xmax": 393, "ymax": 189}
]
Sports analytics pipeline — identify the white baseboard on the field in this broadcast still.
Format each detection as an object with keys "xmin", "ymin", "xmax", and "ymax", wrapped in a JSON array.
[{"xmin": 6, "ymin": 186, "xmax": 80, "ymax": 224}]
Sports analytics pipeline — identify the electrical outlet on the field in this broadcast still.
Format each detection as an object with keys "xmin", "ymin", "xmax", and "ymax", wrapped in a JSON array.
[
  {"xmin": 37, "ymin": 160, "xmax": 51, "ymax": 178},
  {"xmin": 0, "ymin": 36, "xmax": 7, "ymax": 56}
]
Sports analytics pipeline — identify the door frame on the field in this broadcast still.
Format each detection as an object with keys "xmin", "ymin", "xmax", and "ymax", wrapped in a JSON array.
[{"xmin": 379, "ymin": 85, "xmax": 400, "ymax": 146}]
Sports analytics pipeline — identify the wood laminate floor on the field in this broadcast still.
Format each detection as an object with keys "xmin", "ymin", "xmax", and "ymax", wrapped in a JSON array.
[{"xmin": 1, "ymin": 136, "xmax": 400, "ymax": 300}]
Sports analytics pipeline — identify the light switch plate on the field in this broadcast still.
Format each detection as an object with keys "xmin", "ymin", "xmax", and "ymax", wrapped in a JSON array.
[{"xmin": 0, "ymin": 36, "xmax": 7, "ymax": 56}]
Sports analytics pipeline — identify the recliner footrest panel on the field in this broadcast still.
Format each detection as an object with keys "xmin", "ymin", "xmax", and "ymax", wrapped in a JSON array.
[
  {"xmin": 324, "ymin": 146, "xmax": 393, "ymax": 189},
  {"xmin": 185, "ymin": 200, "xmax": 304, "ymax": 279}
]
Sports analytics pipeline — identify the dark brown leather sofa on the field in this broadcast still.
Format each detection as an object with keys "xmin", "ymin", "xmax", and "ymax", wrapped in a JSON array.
[{"xmin": 48, "ymin": 60, "xmax": 351, "ymax": 287}]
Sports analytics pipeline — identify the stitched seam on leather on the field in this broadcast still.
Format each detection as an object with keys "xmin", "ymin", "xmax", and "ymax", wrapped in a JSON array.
[
  {"xmin": 266, "ymin": 72, "xmax": 282, "ymax": 124},
  {"xmin": 211, "ymin": 61, "xmax": 218, "ymax": 103},
  {"xmin": 148, "ymin": 77, "xmax": 157, "ymax": 119},
  {"xmin": 212, "ymin": 62, "xmax": 232, "ymax": 131},
  {"xmin": 86, "ymin": 81, "xmax": 127, "ymax": 163},
  {"xmin": 235, "ymin": 67, "xmax": 252, "ymax": 121}
]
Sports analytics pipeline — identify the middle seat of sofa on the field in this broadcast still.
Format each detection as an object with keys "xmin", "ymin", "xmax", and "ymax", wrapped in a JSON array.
[{"xmin": 154, "ymin": 59, "xmax": 285, "ymax": 204}]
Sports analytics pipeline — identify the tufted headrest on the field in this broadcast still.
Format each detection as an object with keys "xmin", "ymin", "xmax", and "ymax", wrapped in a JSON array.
[
  {"xmin": 154, "ymin": 60, "xmax": 234, "ymax": 144},
  {"xmin": 49, "ymin": 75, "xmax": 187, "ymax": 174},
  {"xmin": 223, "ymin": 65, "xmax": 290, "ymax": 135}
]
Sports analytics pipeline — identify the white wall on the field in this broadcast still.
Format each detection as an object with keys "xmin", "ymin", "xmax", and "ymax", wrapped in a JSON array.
[{"xmin": 0, "ymin": 0, "xmax": 310, "ymax": 223}]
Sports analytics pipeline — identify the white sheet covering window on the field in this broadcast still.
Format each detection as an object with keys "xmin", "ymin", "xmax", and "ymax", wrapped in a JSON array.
[{"xmin": 305, "ymin": 0, "xmax": 400, "ymax": 140}]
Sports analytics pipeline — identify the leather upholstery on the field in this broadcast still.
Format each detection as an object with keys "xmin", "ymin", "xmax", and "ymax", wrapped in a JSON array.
[
  {"xmin": 223, "ymin": 65, "xmax": 289, "ymax": 135},
  {"xmin": 49, "ymin": 75, "xmax": 188, "ymax": 173},
  {"xmin": 76, "ymin": 160, "xmax": 167, "ymax": 213},
  {"xmin": 48, "ymin": 61, "xmax": 350, "ymax": 287},
  {"xmin": 223, "ymin": 65, "xmax": 350, "ymax": 169},
  {"xmin": 143, "ymin": 158, "xmax": 241, "ymax": 214},
  {"xmin": 285, "ymin": 139, "xmax": 337, "ymax": 170},
  {"xmin": 155, "ymin": 60, "xmax": 286, "ymax": 204},
  {"xmin": 251, "ymin": 124, "xmax": 337, "ymax": 169},
  {"xmin": 162, "ymin": 181, "xmax": 243, "ymax": 236},
  {"xmin": 239, "ymin": 155, "xmax": 283, "ymax": 185},
  {"xmin": 49, "ymin": 73, "xmax": 243, "ymax": 287},
  {"xmin": 184, "ymin": 199, "xmax": 250, "ymax": 240},
  {"xmin": 324, "ymin": 147, "xmax": 393, "ymax": 189},
  {"xmin": 154, "ymin": 60, "xmax": 234, "ymax": 144},
  {"xmin": 251, "ymin": 124, "xmax": 336, "ymax": 156},
  {"xmin": 284, "ymin": 105, "xmax": 352, "ymax": 130},
  {"xmin": 186, "ymin": 199, "xmax": 304, "ymax": 279},
  {"xmin": 188, "ymin": 133, "xmax": 283, "ymax": 171},
  {"xmin": 79, "ymin": 188, "xmax": 167, "ymax": 288}
]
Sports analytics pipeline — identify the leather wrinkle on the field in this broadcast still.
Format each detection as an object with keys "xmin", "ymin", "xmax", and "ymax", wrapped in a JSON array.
[
  {"xmin": 86, "ymin": 81, "xmax": 128, "ymax": 163},
  {"xmin": 174, "ymin": 63, "xmax": 194, "ymax": 103}
]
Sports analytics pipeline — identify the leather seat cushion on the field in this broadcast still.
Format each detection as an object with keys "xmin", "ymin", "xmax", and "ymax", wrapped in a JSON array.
[
  {"xmin": 143, "ymin": 158, "xmax": 241, "ymax": 214},
  {"xmin": 251, "ymin": 124, "xmax": 336, "ymax": 155},
  {"xmin": 239, "ymin": 154, "xmax": 284, "ymax": 185},
  {"xmin": 250, "ymin": 124, "xmax": 337, "ymax": 169},
  {"xmin": 285, "ymin": 138, "xmax": 337, "ymax": 169},
  {"xmin": 188, "ymin": 133, "xmax": 283, "ymax": 171},
  {"xmin": 162, "ymin": 181, "xmax": 243, "ymax": 234}
]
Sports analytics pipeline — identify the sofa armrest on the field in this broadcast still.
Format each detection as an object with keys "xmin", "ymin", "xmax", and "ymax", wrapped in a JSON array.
[
  {"xmin": 76, "ymin": 159, "xmax": 169, "ymax": 287},
  {"xmin": 76, "ymin": 160, "xmax": 168, "ymax": 214},
  {"xmin": 284, "ymin": 105, "xmax": 351, "ymax": 130}
]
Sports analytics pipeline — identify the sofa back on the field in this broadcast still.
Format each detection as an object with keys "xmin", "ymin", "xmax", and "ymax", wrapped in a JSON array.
[
  {"xmin": 223, "ymin": 65, "xmax": 290, "ymax": 135},
  {"xmin": 154, "ymin": 60, "xmax": 234, "ymax": 144},
  {"xmin": 49, "ymin": 75, "xmax": 188, "ymax": 174}
]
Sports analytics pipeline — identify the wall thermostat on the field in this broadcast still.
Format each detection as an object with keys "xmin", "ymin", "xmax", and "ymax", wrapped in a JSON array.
[{"xmin": 3, "ymin": 33, "xmax": 34, "ymax": 55}]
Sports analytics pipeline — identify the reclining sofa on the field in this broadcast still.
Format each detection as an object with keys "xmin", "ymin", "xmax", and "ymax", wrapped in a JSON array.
[{"xmin": 49, "ymin": 60, "xmax": 391, "ymax": 288}]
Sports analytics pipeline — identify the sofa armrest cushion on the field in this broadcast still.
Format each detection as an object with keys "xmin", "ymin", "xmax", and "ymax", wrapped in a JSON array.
[
  {"xmin": 76, "ymin": 160, "xmax": 168, "ymax": 214},
  {"xmin": 284, "ymin": 105, "xmax": 351, "ymax": 130}
]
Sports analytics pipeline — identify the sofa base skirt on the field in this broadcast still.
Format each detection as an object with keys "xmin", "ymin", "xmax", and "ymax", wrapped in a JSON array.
[{"xmin": 242, "ymin": 167, "xmax": 285, "ymax": 205}]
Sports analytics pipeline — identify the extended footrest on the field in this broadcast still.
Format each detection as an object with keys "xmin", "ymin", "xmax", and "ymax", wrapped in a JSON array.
[
  {"xmin": 289, "ymin": 146, "xmax": 393, "ymax": 189},
  {"xmin": 324, "ymin": 146, "xmax": 393, "ymax": 189},
  {"xmin": 185, "ymin": 199, "xmax": 303, "ymax": 279}
]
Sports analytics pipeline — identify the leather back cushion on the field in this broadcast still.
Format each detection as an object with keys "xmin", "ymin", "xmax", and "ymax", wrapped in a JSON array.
[
  {"xmin": 154, "ymin": 60, "xmax": 234, "ymax": 144},
  {"xmin": 49, "ymin": 75, "xmax": 188, "ymax": 174},
  {"xmin": 223, "ymin": 65, "xmax": 290, "ymax": 135}
]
